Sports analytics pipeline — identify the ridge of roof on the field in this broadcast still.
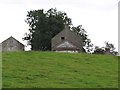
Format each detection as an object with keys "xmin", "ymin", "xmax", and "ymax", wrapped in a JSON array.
[{"xmin": 1, "ymin": 36, "xmax": 24, "ymax": 46}]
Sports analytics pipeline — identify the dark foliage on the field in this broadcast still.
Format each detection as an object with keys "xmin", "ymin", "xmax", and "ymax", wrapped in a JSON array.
[
  {"xmin": 23, "ymin": 8, "xmax": 94, "ymax": 52},
  {"xmin": 72, "ymin": 25, "xmax": 93, "ymax": 53},
  {"xmin": 93, "ymin": 42, "xmax": 118, "ymax": 55},
  {"xmin": 94, "ymin": 46, "xmax": 105, "ymax": 54},
  {"xmin": 23, "ymin": 8, "xmax": 71, "ymax": 50}
]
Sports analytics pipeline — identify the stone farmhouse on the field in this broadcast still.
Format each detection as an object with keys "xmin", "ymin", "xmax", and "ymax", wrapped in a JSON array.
[
  {"xmin": 51, "ymin": 25, "xmax": 83, "ymax": 53},
  {"xmin": 0, "ymin": 36, "xmax": 24, "ymax": 52}
]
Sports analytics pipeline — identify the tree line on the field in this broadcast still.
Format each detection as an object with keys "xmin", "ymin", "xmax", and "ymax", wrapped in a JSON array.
[{"xmin": 23, "ymin": 8, "xmax": 118, "ymax": 55}]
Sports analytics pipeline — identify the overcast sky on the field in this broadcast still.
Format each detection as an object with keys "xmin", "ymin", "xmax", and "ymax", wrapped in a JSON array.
[{"xmin": 0, "ymin": 0, "xmax": 119, "ymax": 51}]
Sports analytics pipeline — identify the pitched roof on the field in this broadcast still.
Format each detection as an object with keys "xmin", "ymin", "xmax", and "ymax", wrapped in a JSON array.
[{"xmin": 1, "ymin": 36, "xmax": 24, "ymax": 46}]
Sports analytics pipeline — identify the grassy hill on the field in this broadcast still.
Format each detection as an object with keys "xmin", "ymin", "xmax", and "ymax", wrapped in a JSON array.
[{"xmin": 2, "ymin": 51, "xmax": 118, "ymax": 88}]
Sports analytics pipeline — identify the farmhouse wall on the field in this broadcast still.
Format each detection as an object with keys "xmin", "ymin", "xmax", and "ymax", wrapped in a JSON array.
[
  {"xmin": 51, "ymin": 25, "xmax": 83, "ymax": 52},
  {"xmin": 1, "ymin": 37, "xmax": 24, "ymax": 52}
]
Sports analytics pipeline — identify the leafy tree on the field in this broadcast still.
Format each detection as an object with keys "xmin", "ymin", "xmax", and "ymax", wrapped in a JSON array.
[
  {"xmin": 104, "ymin": 41, "xmax": 115, "ymax": 52},
  {"xmin": 23, "ymin": 8, "xmax": 93, "ymax": 52},
  {"xmin": 94, "ymin": 46, "xmax": 105, "ymax": 54},
  {"xmin": 72, "ymin": 25, "xmax": 93, "ymax": 53},
  {"xmin": 93, "ymin": 42, "xmax": 118, "ymax": 55},
  {"xmin": 104, "ymin": 41, "xmax": 118, "ymax": 55},
  {"xmin": 23, "ymin": 8, "xmax": 71, "ymax": 50}
]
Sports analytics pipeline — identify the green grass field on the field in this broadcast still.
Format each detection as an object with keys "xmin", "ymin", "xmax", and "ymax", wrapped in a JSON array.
[{"xmin": 2, "ymin": 51, "xmax": 118, "ymax": 88}]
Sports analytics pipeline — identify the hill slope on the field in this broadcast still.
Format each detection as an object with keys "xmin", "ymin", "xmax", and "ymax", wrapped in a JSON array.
[{"xmin": 2, "ymin": 51, "xmax": 118, "ymax": 88}]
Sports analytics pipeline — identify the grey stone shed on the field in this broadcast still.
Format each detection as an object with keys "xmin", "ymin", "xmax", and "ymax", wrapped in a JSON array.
[
  {"xmin": 51, "ymin": 25, "xmax": 83, "ymax": 52},
  {"xmin": 1, "ymin": 36, "xmax": 24, "ymax": 52}
]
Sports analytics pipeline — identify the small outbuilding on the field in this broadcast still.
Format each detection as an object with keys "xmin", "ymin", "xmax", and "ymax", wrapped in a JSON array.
[
  {"xmin": 1, "ymin": 36, "xmax": 24, "ymax": 52},
  {"xmin": 51, "ymin": 25, "xmax": 83, "ymax": 53}
]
